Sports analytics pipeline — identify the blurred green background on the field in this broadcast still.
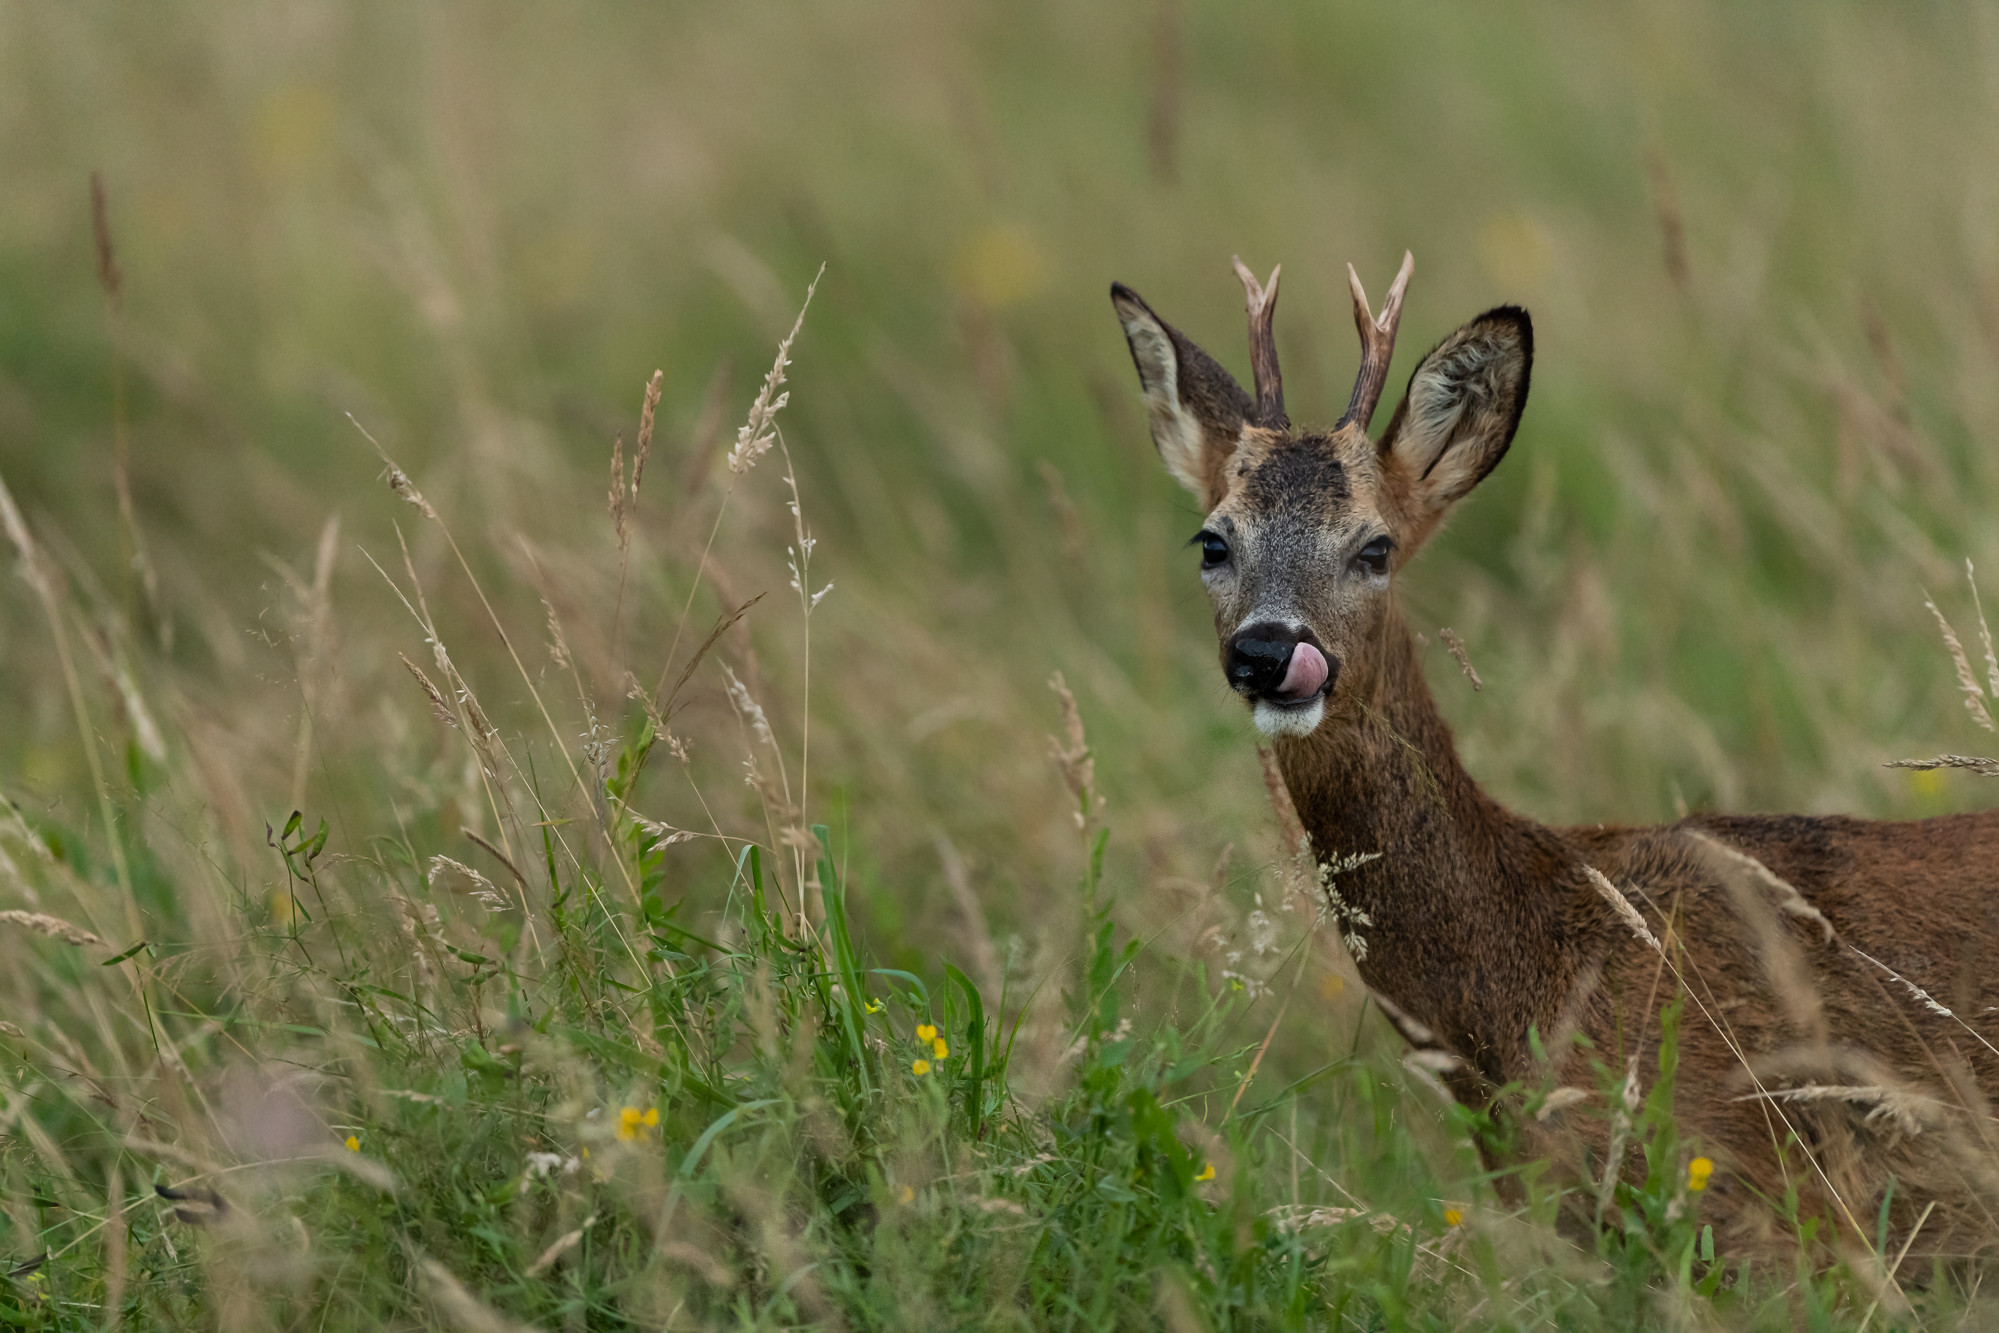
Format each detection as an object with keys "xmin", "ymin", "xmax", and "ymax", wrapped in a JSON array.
[{"xmin": 2, "ymin": 1, "xmax": 1995, "ymax": 960}]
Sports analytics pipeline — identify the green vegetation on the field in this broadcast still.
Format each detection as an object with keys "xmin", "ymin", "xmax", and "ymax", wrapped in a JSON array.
[{"xmin": 2, "ymin": 3, "xmax": 1997, "ymax": 1326}]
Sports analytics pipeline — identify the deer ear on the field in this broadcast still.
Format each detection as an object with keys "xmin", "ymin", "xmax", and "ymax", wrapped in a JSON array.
[
  {"xmin": 1112, "ymin": 283, "xmax": 1251, "ymax": 506},
  {"xmin": 1378, "ymin": 307, "xmax": 1532, "ymax": 516}
]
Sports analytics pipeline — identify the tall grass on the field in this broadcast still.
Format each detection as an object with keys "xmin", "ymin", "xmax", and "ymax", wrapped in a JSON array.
[{"xmin": 3, "ymin": 1, "xmax": 1999, "ymax": 1326}]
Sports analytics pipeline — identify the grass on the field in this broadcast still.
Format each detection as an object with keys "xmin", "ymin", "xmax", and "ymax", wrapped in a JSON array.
[{"xmin": 3, "ymin": 1, "xmax": 1999, "ymax": 1326}]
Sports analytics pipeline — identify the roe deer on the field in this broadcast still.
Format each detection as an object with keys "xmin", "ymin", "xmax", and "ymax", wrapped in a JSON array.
[{"xmin": 1112, "ymin": 254, "xmax": 1999, "ymax": 1261}]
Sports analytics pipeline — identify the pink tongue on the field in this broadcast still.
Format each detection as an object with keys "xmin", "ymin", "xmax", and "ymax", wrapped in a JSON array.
[{"xmin": 1277, "ymin": 642, "xmax": 1328, "ymax": 700}]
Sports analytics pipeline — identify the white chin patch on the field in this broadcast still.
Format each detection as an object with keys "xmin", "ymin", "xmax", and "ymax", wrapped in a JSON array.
[{"xmin": 1252, "ymin": 697, "xmax": 1325, "ymax": 738}]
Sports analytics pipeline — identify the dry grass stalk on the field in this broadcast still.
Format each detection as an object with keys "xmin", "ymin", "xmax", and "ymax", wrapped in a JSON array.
[
  {"xmin": 0, "ymin": 472, "xmax": 136, "ymax": 906},
  {"xmin": 1643, "ymin": 146, "xmax": 1690, "ymax": 290},
  {"xmin": 385, "ymin": 464, "xmax": 438, "ymax": 520},
  {"xmin": 399, "ymin": 652, "xmax": 459, "ymax": 729},
  {"xmin": 721, "ymin": 664, "xmax": 809, "ymax": 922},
  {"xmin": 1884, "ymin": 753, "xmax": 1999, "ymax": 777},
  {"xmin": 1733, "ymin": 1084, "xmax": 1943, "ymax": 1138},
  {"xmin": 1684, "ymin": 829, "xmax": 1834, "ymax": 943},
  {"xmin": 0, "ymin": 470, "xmax": 56, "ymax": 603},
  {"xmin": 631, "ymin": 369, "xmax": 663, "ymax": 502},
  {"xmin": 1583, "ymin": 865, "xmax": 1660, "ymax": 952},
  {"xmin": 426, "ymin": 856, "xmax": 508, "ymax": 911},
  {"xmin": 1849, "ymin": 945, "xmax": 1999, "ymax": 1060},
  {"xmin": 2, "ymin": 798, "xmax": 54, "ymax": 867},
  {"xmin": 1968, "ymin": 558, "xmax": 1999, "ymax": 699},
  {"xmin": 632, "ymin": 817, "xmax": 699, "ymax": 853},
  {"xmin": 1037, "ymin": 460, "xmax": 1086, "ymax": 558},
  {"xmin": 525, "ymin": 1228, "xmax": 583, "ymax": 1278},
  {"xmin": 1046, "ymin": 671, "xmax": 1100, "ymax": 831},
  {"xmin": 0, "ymin": 843, "xmax": 33, "ymax": 906},
  {"xmin": 1257, "ymin": 746, "xmax": 1306, "ymax": 854},
  {"xmin": 89, "ymin": 172, "xmax": 122, "ymax": 307},
  {"xmin": 651, "ymin": 272, "xmax": 820, "ymax": 720},
  {"xmin": 1437, "ymin": 627, "xmax": 1482, "ymax": 691},
  {"xmin": 1923, "ymin": 591, "xmax": 1994, "ymax": 732},
  {"xmin": 0, "ymin": 910, "xmax": 104, "ymax": 948},
  {"xmin": 676, "ymin": 361, "xmax": 735, "ymax": 498},
  {"xmin": 541, "ymin": 598, "xmax": 571, "ymax": 671},
  {"xmin": 935, "ymin": 832, "xmax": 1002, "ymax": 997},
  {"xmin": 1534, "ymin": 1086, "xmax": 1592, "ymax": 1121},
  {"xmin": 609, "ymin": 371, "xmax": 664, "ymax": 563},
  {"xmin": 606, "ymin": 429, "xmax": 627, "ymax": 548},
  {"xmin": 91, "ymin": 171, "xmax": 162, "ymax": 642},
  {"xmin": 419, "ymin": 1257, "xmax": 546, "ymax": 1333},
  {"xmin": 1861, "ymin": 299, "xmax": 1910, "ymax": 422},
  {"xmin": 461, "ymin": 828, "xmax": 531, "ymax": 894},
  {"xmin": 1595, "ymin": 1055, "xmax": 1643, "ymax": 1223},
  {"xmin": 726, "ymin": 269, "xmax": 821, "ymax": 475}
]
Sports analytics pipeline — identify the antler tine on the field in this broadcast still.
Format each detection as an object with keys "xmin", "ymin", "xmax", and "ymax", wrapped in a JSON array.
[
  {"xmin": 1339, "ymin": 250, "xmax": 1415, "ymax": 431},
  {"xmin": 1231, "ymin": 254, "xmax": 1287, "ymax": 428}
]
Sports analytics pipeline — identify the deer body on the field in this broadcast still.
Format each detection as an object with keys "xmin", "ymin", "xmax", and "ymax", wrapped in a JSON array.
[{"xmin": 1113, "ymin": 255, "xmax": 1999, "ymax": 1258}]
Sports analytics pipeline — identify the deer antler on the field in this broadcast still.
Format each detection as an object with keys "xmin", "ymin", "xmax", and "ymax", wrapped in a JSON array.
[
  {"xmin": 1339, "ymin": 250, "xmax": 1414, "ymax": 431},
  {"xmin": 1231, "ymin": 255, "xmax": 1287, "ymax": 429}
]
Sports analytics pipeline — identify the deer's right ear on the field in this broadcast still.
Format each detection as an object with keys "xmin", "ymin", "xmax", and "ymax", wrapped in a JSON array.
[{"xmin": 1112, "ymin": 283, "xmax": 1251, "ymax": 507}]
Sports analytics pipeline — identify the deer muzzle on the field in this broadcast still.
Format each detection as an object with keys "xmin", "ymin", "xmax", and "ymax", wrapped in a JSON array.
[{"xmin": 1226, "ymin": 625, "xmax": 1334, "ymax": 705}]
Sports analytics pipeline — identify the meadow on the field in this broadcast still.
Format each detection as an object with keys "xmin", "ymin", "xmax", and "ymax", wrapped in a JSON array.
[{"xmin": 2, "ymin": 3, "xmax": 1998, "ymax": 1327}]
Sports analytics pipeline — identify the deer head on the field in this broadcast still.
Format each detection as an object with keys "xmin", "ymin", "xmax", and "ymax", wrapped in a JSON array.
[{"xmin": 1112, "ymin": 254, "xmax": 1531, "ymax": 737}]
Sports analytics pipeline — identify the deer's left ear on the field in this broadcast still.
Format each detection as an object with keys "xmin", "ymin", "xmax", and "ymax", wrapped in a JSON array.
[{"xmin": 1378, "ymin": 307, "xmax": 1532, "ymax": 515}]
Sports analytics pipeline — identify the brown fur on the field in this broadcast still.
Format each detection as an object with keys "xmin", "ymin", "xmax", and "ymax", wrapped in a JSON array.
[{"xmin": 1112, "ymin": 261, "xmax": 1999, "ymax": 1261}]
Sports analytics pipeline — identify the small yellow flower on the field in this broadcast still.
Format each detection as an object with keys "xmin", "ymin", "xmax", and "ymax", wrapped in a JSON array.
[
  {"xmin": 1443, "ymin": 1207, "xmax": 1464, "ymax": 1227},
  {"xmin": 898, "ymin": 1184, "xmax": 915, "ymax": 1204},
  {"xmin": 620, "ymin": 1106, "xmax": 643, "ymax": 1126},
  {"xmin": 580, "ymin": 1147, "xmax": 590, "ymax": 1159},
  {"xmin": 616, "ymin": 1122, "xmax": 637, "ymax": 1142},
  {"xmin": 1687, "ymin": 1156, "xmax": 1715, "ymax": 1193},
  {"xmin": 916, "ymin": 1023, "xmax": 938, "ymax": 1043},
  {"xmin": 344, "ymin": 1135, "xmax": 360, "ymax": 1153},
  {"xmin": 932, "ymin": 1037, "xmax": 949, "ymax": 1059},
  {"xmin": 642, "ymin": 1107, "xmax": 659, "ymax": 1127},
  {"xmin": 1194, "ymin": 1162, "xmax": 1215, "ymax": 1182},
  {"xmin": 912, "ymin": 1058, "xmax": 932, "ymax": 1076},
  {"xmin": 864, "ymin": 998, "xmax": 884, "ymax": 1013}
]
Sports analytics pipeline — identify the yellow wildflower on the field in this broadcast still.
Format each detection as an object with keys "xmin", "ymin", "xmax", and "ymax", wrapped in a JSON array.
[
  {"xmin": 1194, "ymin": 1162, "xmax": 1215, "ymax": 1182},
  {"xmin": 620, "ymin": 1106, "xmax": 643, "ymax": 1126},
  {"xmin": 344, "ymin": 1135, "xmax": 360, "ymax": 1153},
  {"xmin": 1687, "ymin": 1156, "xmax": 1714, "ymax": 1192},
  {"xmin": 864, "ymin": 998, "xmax": 884, "ymax": 1013},
  {"xmin": 932, "ymin": 1037, "xmax": 949, "ymax": 1059},
  {"xmin": 1443, "ymin": 1207, "xmax": 1463, "ymax": 1227},
  {"xmin": 912, "ymin": 1058, "xmax": 932, "ymax": 1076},
  {"xmin": 642, "ymin": 1107, "xmax": 659, "ymax": 1127},
  {"xmin": 916, "ymin": 1023, "xmax": 938, "ymax": 1043},
  {"xmin": 898, "ymin": 1184, "xmax": 915, "ymax": 1205}
]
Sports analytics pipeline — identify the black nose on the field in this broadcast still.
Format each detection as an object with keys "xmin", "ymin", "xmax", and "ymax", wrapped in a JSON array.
[{"xmin": 1226, "ymin": 623, "xmax": 1300, "ymax": 696}]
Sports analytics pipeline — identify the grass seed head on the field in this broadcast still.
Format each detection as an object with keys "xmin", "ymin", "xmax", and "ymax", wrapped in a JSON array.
[{"xmin": 0, "ymin": 910, "xmax": 103, "ymax": 948}]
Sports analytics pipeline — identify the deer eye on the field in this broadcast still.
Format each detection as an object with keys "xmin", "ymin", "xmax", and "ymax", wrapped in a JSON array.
[
  {"xmin": 1198, "ymin": 531, "xmax": 1230, "ymax": 568},
  {"xmin": 1354, "ymin": 536, "xmax": 1393, "ymax": 576}
]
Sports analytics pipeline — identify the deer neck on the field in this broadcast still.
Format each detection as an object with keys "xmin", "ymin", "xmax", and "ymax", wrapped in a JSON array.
[{"xmin": 1272, "ymin": 604, "xmax": 1585, "ymax": 1083}]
